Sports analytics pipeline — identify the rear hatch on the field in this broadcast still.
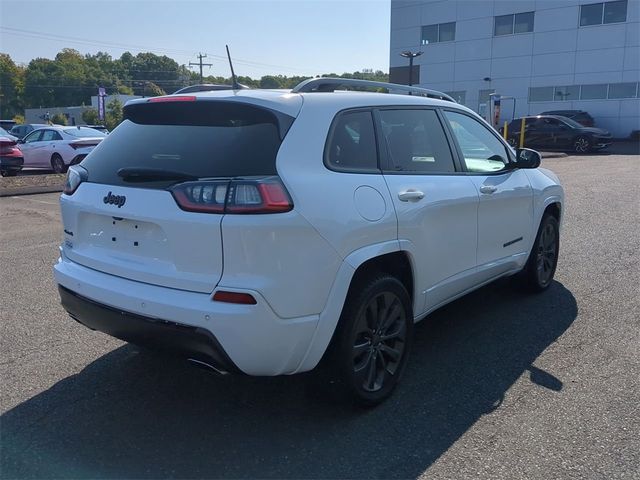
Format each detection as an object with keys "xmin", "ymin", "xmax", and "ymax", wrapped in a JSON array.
[{"xmin": 61, "ymin": 96, "xmax": 298, "ymax": 293}]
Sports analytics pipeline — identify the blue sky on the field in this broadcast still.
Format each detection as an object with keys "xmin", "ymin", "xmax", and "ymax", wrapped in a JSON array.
[{"xmin": 0, "ymin": 0, "xmax": 391, "ymax": 77}]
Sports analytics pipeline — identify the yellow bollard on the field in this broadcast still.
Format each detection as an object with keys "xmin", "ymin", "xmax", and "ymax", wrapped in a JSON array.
[
  {"xmin": 519, "ymin": 117, "xmax": 526, "ymax": 149},
  {"xmin": 503, "ymin": 120, "xmax": 508, "ymax": 140}
]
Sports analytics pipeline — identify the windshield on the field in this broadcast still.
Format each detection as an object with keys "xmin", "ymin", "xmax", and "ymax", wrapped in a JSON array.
[
  {"xmin": 0, "ymin": 127, "xmax": 12, "ymax": 137},
  {"xmin": 557, "ymin": 117, "xmax": 583, "ymax": 129},
  {"xmin": 63, "ymin": 127, "xmax": 107, "ymax": 138}
]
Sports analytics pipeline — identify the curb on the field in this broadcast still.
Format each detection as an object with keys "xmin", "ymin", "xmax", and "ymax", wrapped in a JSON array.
[
  {"xmin": 540, "ymin": 152, "xmax": 568, "ymax": 159},
  {"xmin": 0, "ymin": 185, "xmax": 63, "ymax": 197}
]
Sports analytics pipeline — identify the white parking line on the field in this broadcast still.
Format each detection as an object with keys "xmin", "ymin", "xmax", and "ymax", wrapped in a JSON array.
[{"xmin": 10, "ymin": 196, "xmax": 58, "ymax": 205}]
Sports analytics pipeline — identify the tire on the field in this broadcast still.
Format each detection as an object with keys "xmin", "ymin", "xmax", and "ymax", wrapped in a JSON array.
[
  {"xmin": 522, "ymin": 214, "xmax": 560, "ymax": 292},
  {"xmin": 51, "ymin": 154, "xmax": 67, "ymax": 174},
  {"xmin": 573, "ymin": 136, "xmax": 591, "ymax": 154},
  {"xmin": 324, "ymin": 274, "xmax": 414, "ymax": 407}
]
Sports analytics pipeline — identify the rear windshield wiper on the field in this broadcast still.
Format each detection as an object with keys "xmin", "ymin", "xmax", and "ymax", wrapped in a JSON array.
[{"xmin": 117, "ymin": 167, "xmax": 198, "ymax": 182}]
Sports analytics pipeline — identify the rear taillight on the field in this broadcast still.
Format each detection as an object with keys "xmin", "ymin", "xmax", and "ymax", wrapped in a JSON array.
[
  {"xmin": 170, "ymin": 176, "xmax": 293, "ymax": 214},
  {"xmin": 69, "ymin": 141, "xmax": 99, "ymax": 150},
  {"xmin": 63, "ymin": 165, "xmax": 88, "ymax": 195},
  {"xmin": 0, "ymin": 140, "xmax": 21, "ymax": 157}
]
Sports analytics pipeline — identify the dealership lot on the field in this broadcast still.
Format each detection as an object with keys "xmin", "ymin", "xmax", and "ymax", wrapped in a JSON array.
[{"xmin": 1, "ymin": 152, "xmax": 638, "ymax": 478}]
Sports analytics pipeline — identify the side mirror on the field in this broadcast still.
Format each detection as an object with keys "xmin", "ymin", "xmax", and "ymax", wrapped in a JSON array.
[
  {"xmin": 17, "ymin": 139, "xmax": 24, "ymax": 144},
  {"xmin": 514, "ymin": 148, "xmax": 541, "ymax": 169}
]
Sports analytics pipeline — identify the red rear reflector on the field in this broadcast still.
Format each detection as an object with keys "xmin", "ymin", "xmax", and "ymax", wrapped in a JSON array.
[
  {"xmin": 148, "ymin": 96, "xmax": 196, "ymax": 103},
  {"xmin": 213, "ymin": 291, "xmax": 257, "ymax": 305}
]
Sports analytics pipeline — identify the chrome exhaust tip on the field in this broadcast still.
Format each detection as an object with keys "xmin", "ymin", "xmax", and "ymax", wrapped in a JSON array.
[{"xmin": 187, "ymin": 358, "xmax": 229, "ymax": 376}]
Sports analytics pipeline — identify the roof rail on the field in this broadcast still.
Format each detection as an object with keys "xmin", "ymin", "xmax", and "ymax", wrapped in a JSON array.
[
  {"xmin": 291, "ymin": 77, "xmax": 455, "ymax": 102},
  {"xmin": 173, "ymin": 83, "xmax": 249, "ymax": 94}
]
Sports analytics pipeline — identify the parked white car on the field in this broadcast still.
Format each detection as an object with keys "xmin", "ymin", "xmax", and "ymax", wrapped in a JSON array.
[
  {"xmin": 19, "ymin": 126, "xmax": 106, "ymax": 173},
  {"xmin": 54, "ymin": 79, "xmax": 564, "ymax": 406}
]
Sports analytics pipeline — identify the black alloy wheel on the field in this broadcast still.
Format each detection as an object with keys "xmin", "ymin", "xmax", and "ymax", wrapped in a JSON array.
[
  {"xmin": 51, "ymin": 154, "xmax": 66, "ymax": 174},
  {"xmin": 327, "ymin": 275, "xmax": 413, "ymax": 406},
  {"xmin": 573, "ymin": 136, "xmax": 591, "ymax": 153},
  {"xmin": 523, "ymin": 214, "xmax": 560, "ymax": 292}
]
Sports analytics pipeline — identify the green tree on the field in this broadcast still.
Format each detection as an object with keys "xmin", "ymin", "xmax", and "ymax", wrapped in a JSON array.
[
  {"xmin": 105, "ymin": 99, "xmax": 123, "ymax": 130},
  {"xmin": 82, "ymin": 108, "xmax": 100, "ymax": 125},
  {"xmin": 51, "ymin": 113, "xmax": 68, "ymax": 125},
  {"xmin": 0, "ymin": 53, "xmax": 24, "ymax": 118},
  {"xmin": 259, "ymin": 75, "xmax": 283, "ymax": 89},
  {"xmin": 144, "ymin": 81, "xmax": 166, "ymax": 97}
]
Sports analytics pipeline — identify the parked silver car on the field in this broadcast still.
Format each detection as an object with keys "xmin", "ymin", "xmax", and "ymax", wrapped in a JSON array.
[{"xmin": 19, "ymin": 126, "xmax": 106, "ymax": 173}]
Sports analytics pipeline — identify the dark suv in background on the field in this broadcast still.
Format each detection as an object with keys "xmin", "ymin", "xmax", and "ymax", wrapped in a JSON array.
[
  {"xmin": 505, "ymin": 115, "xmax": 612, "ymax": 153},
  {"xmin": 540, "ymin": 110, "xmax": 595, "ymax": 127}
]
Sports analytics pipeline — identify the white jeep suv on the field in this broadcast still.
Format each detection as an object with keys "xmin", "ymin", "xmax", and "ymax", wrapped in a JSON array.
[{"xmin": 54, "ymin": 79, "xmax": 564, "ymax": 406}]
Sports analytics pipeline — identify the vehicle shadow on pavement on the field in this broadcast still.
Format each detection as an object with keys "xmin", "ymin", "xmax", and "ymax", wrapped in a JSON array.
[{"xmin": 1, "ymin": 279, "xmax": 577, "ymax": 479}]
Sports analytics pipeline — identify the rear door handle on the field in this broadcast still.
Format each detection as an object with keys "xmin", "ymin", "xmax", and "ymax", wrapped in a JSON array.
[
  {"xmin": 479, "ymin": 185, "xmax": 497, "ymax": 195},
  {"xmin": 398, "ymin": 189, "xmax": 425, "ymax": 202}
]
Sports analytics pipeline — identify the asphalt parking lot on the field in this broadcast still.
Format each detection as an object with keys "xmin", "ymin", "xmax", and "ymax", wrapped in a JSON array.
[{"xmin": 1, "ymin": 150, "xmax": 639, "ymax": 479}]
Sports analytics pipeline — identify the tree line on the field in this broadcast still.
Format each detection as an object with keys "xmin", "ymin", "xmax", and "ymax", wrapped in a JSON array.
[{"xmin": 0, "ymin": 49, "xmax": 388, "ymax": 125}]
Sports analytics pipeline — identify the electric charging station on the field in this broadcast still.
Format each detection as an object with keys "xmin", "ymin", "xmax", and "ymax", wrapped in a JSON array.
[{"xmin": 485, "ymin": 93, "xmax": 516, "ymax": 134}]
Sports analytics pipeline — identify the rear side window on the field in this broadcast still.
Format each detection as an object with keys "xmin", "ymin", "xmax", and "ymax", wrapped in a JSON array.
[
  {"xmin": 379, "ymin": 109, "xmax": 455, "ymax": 174},
  {"xmin": 81, "ymin": 101, "xmax": 291, "ymax": 188},
  {"xmin": 41, "ymin": 130, "xmax": 62, "ymax": 141},
  {"xmin": 325, "ymin": 110, "xmax": 378, "ymax": 172}
]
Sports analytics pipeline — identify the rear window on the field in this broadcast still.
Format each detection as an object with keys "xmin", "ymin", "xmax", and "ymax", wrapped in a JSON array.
[
  {"xmin": 64, "ymin": 127, "xmax": 107, "ymax": 138},
  {"xmin": 81, "ymin": 101, "xmax": 292, "ymax": 188}
]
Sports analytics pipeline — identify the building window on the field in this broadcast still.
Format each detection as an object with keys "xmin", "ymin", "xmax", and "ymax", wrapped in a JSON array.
[
  {"xmin": 445, "ymin": 91, "xmax": 466, "ymax": 104},
  {"xmin": 608, "ymin": 82, "xmax": 638, "ymax": 99},
  {"xmin": 580, "ymin": 1, "xmax": 627, "ymax": 26},
  {"xmin": 554, "ymin": 86, "xmax": 579, "ymax": 101},
  {"xmin": 494, "ymin": 11, "xmax": 534, "ymax": 36},
  {"xmin": 421, "ymin": 22, "xmax": 456, "ymax": 44},
  {"xmin": 580, "ymin": 84, "xmax": 608, "ymax": 100},
  {"xmin": 529, "ymin": 83, "xmax": 639, "ymax": 102},
  {"xmin": 529, "ymin": 87, "xmax": 555, "ymax": 102}
]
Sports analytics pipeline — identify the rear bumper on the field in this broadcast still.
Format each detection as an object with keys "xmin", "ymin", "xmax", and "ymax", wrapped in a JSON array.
[
  {"xmin": 0, "ymin": 155, "xmax": 24, "ymax": 171},
  {"xmin": 58, "ymin": 285, "xmax": 240, "ymax": 374},
  {"xmin": 53, "ymin": 250, "xmax": 319, "ymax": 376}
]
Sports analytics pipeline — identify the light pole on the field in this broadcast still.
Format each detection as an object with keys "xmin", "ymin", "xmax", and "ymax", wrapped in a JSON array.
[{"xmin": 399, "ymin": 50, "xmax": 423, "ymax": 86}]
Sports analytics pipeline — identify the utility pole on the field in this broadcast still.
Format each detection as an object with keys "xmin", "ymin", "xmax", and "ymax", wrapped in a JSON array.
[{"xmin": 189, "ymin": 53, "xmax": 213, "ymax": 84}]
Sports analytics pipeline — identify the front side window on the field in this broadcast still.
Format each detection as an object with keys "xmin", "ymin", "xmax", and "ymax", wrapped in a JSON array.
[
  {"xmin": 326, "ymin": 111, "xmax": 377, "ymax": 172},
  {"xmin": 23, "ymin": 130, "xmax": 43, "ymax": 143},
  {"xmin": 444, "ymin": 111, "xmax": 509, "ymax": 174},
  {"xmin": 379, "ymin": 109, "xmax": 455, "ymax": 174}
]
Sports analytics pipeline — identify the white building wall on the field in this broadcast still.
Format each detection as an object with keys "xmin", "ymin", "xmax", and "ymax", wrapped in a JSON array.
[{"xmin": 390, "ymin": 0, "xmax": 640, "ymax": 137}]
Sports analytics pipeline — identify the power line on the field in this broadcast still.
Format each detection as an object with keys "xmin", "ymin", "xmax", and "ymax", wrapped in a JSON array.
[{"xmin": 0, "ymin": 26, "xmax": 317, "ymax": 75}]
